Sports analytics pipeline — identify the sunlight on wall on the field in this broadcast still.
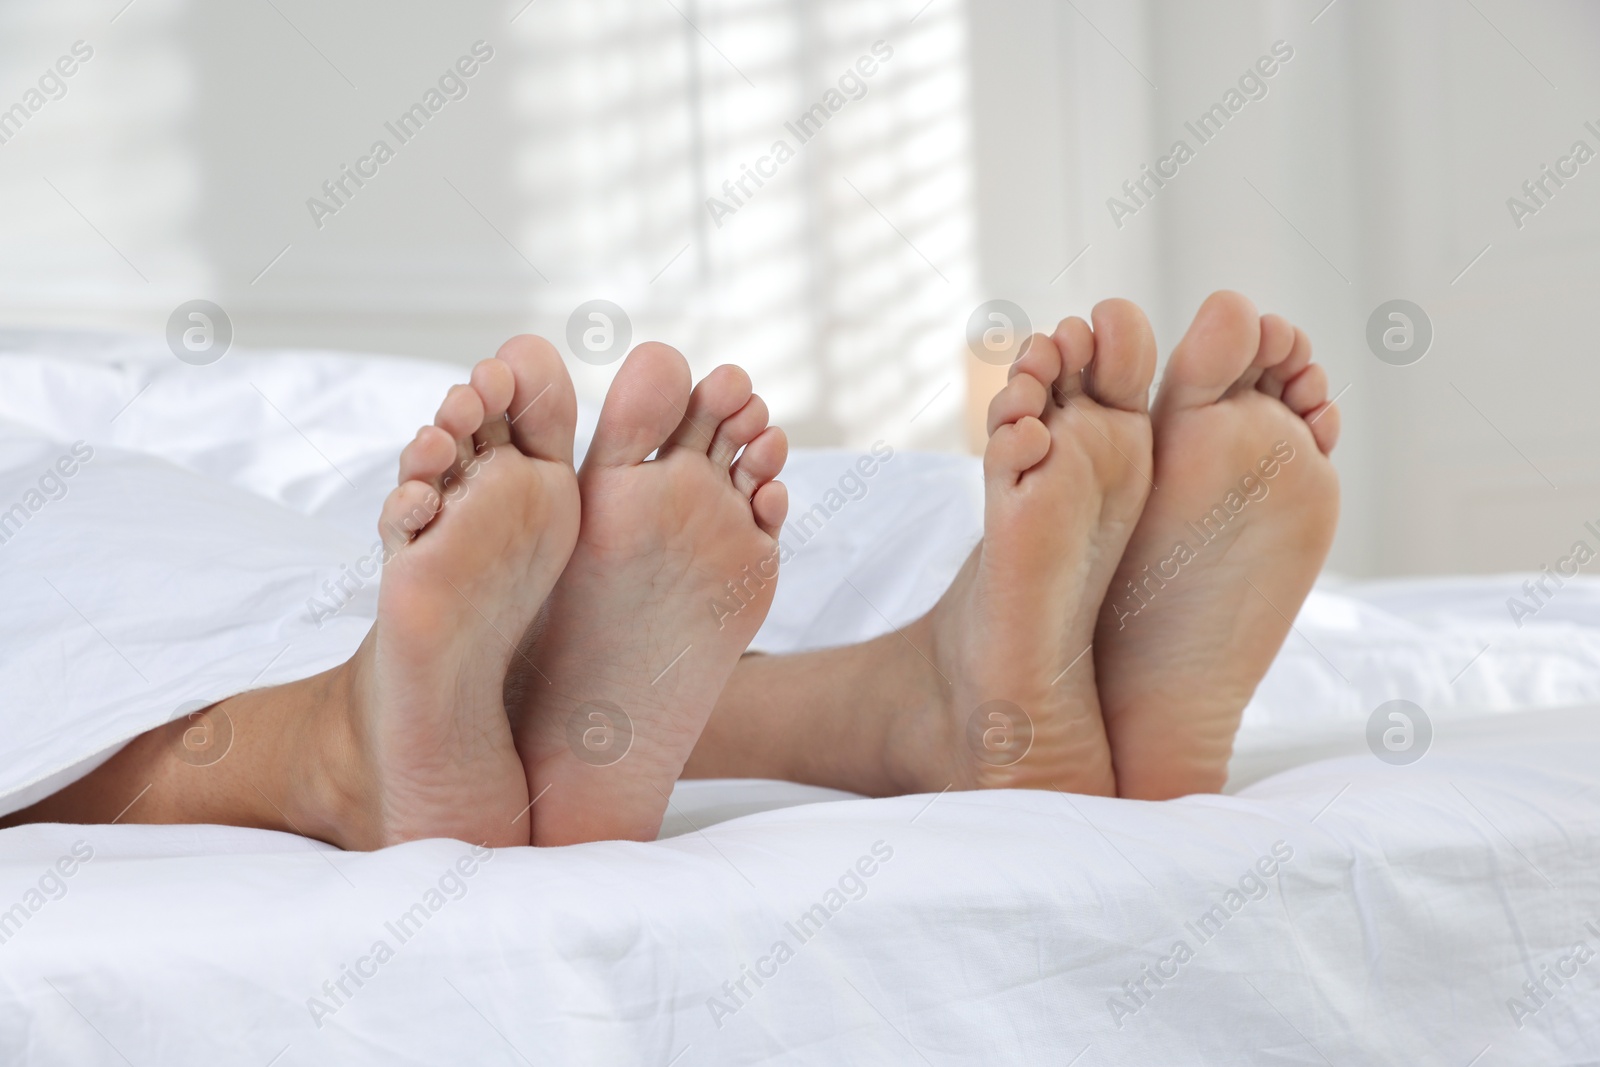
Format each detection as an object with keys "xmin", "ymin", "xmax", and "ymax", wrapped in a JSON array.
[
  {"xmin": 0, "ymin": 0, "xmax": 976, "ymax": 454},
  {"xmin": 508, "ymin": 0, "xmax": 976, "ymax": 451},
  {"xmin": 0, "ymin": 0, "xmax": 206, "ymax": 322}
]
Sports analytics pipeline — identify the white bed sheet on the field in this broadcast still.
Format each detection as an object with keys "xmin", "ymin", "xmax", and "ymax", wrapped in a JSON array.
[{"xmin": 2, "ymin": 332, "xmax": 1599, "ymax": 1064}]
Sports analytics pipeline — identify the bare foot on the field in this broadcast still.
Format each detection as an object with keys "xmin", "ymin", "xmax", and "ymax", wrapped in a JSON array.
[
  {"xmin": 333, "ymin": 337, "xmax": 580, "ymax": 848},
  {"xmin": 891, "ymin": 300, "xmax": 1157, "ymax": 796},
  {"xmin": 512, "ymin": 343, "xmax": 789, "ymax": 846},
  {"xmin": 1095, "ymin": 291, "xmax": 1340, "ymax": 800}
]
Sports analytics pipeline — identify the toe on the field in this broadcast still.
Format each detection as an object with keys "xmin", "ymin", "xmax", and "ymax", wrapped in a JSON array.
[
  {"xmin": 1082, "ymin": 298, "xmax": 1156, "ymax": 412},
  {"xmin": 469, "ymin": 358, "xmax": 515, "ymax": 451},
  {"xmin": 583, "ymin": 341, "xmax": 691, "ymax": 469},
  {"xmin": 1281, "ymin": 363, "xmax": 1329, "ymax": 418},
  {"xmin": 1304, "ymin": 397, "xmax": 1341, "ymax": 455},
  {"xmin": 398, "ymin": 426, "xmax": 457, "ymax": 489},
  {"xmin": 1280, "ymin": 362, "xmax": 1340, "ymax": 454},
  {"xmin": 435, "ymin": 384, "xmax": 486, "ymax": 471},
  {"xmin": 435, "ymin": 383, "xmax": 485, "ymax": 440},
  {"xmin": 378, "ymin": 479, "xmax": 442, "ymax": 552},
  {"xmin": 471, "ymin": 358, "xmax": 516, "ymax": 419},
  {"xmin": 496, "ymin": 334, "xmax": 579, "ymax": 464},
  {"xmin": 665, "ymin": 364, "xmax": 754, "ymax": 454},
  {"xmin": 1048, "ymin": 318, "xmax": 1093, "ymax": 402},
  {"xmin": 1227, "ymin": 313, "xmax": 1297, "ymax": 398},
  {"xmin": 1010, "ymin": 331, "xmax": 1065, "ymax": 392},
  {"xmin": 984, "ymin": 415, "xmax": 1051, "ymax": 482},
  {"xmin": 1152, "ymin": 290, "xmax": 1261, "ymax": 418},
  {"xmin": 730, "ymin": 425, "xmax": 788, "ymax": 498},
  {"xmin": 709, "ymin": 394, "xmax": 771, "ymax": 469},
  {"xmin": 1257, "ymin": 325, "xmax": 1314, "ymax": 401},
  {"xmin": 986, "ymin": 372, "xmax": 1049, "ymax": 436},
  {"xmin": 752, "ymin": 479, "xmax": 789, "ymax": 539},
  {"xmin": 1253, "ymin": 313, "xmax": 1297, "ymax": 381}
]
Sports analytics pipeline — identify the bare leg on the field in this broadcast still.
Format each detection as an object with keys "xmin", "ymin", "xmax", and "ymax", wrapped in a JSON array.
[
  {"xmin": 689, "ymin": 301, "xmax": 1160, "ymax": 798},
  {"xmin": 682, "ymin": 637, "xmax": 935, "ymax": 797},
  {"xmin": 4, "ymin": 339, "xmax": 581, "ymax": 849},
  {"xmin": 0, "ymin": 670, "xmax": 362, "ymax": 843},
  {"xmin": 690, "ymin": 297, "xmax": 1340, "ymax": 802}
]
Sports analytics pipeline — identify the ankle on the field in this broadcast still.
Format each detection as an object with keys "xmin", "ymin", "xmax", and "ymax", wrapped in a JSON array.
[
  {"xmin": 256, "ymin": 663, "xmax": 375, "ymax": 848},
  {"xmin": 877, "ymin": 616, "xmax": 957, "ymax": 796}
]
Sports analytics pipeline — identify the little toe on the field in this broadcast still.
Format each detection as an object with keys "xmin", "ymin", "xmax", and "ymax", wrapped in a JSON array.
[
  {"xmin": 378, "ymin": 479, "xmax": 442, "ymax": 552},
  {"xmin": 1152, "ymin": 290, "xmax": 1262, "ymax": 419},
  {"xmin": 751, "ymin": 479, "xmax": 789, "ymax": 539},
  {"xmin": 665, "ymin": 364, "xmax": 754, "ymax": 455},
  {"xmin": 1304, "ymin": 397, "xmax": 1341, "ymax": 455},
  {"xmin": 986, "ymin": 372, "xmax": 1050, "ymax": 436},
  {"xmin": 496, "ymin": 334, "xmax": 579, "ymax": 464},
  {"xmin": 1083, "ymin": 298, "xmax": 1156, "ymax": 412},
  {"xmin": 709, "ymin": 394, "xmax": 771, "ymax": 469},
  {"xmin": 730, "ymin": 425, "xmax": 788, "ymax": 498},
  {"xmin": 583, "ymin": 341, "xmax": 691, "ymax": 469},
  {"xmin": 1281, "ymin": 362, "xmax": 1341, "ymax": 454}
]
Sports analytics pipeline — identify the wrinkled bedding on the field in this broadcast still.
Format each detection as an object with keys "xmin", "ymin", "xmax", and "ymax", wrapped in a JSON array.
[{"xmin": 1, "ymin": 332, "xmax": 1597, "ymax": 1064}]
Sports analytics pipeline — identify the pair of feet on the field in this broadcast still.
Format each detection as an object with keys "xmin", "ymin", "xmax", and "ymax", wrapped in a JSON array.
[
  {"xmin": 324, "ymin": 336, "xmax": 785, "ymax": 850},
  {"xmin": 903, "ymin": 291, "xmax": 1339, "ymax": 803},
  {"xmin": 323, "ymin": 290, "xmax": 1339, "ymax": 851}
]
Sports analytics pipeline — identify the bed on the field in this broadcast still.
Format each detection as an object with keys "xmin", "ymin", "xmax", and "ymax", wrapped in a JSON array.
[{"xmin": 1, "ymin": 331, "xmax": 1598, "ymax": 1064}]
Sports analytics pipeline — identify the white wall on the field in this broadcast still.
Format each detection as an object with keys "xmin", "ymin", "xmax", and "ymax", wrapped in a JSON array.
[
  {"xmin": 3, "ymin": 0, "xmax": 1598, "ymax": 577},
  {"xmin": 0, "ymin": 0, "xmax": 977, "ymax": 454},
  {"xmin": 966, "ymin": 0, "xmax": 1600, "ymax": 578}
]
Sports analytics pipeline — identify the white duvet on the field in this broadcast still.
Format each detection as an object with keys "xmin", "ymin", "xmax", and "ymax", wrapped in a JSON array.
[{"xmin": 1, "ymin": 331, "xmax": 1598, "ymax": 1065}]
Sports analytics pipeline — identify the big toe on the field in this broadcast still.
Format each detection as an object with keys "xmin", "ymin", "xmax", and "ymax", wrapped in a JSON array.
[
  {"xmin": 584, "ymin": 342, "xmax": 692, "ymax": 469},
  {"xmin": 1082, "ymin": 298, "xmax": 1156, "ymax": 412},
  {"xmin": 496, "ymin": 335, "xmax": 578, "ymax": 464},
  {"xmin": 1153, "ymin": 290, "xmax": 1262, "ymax": 418}
]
